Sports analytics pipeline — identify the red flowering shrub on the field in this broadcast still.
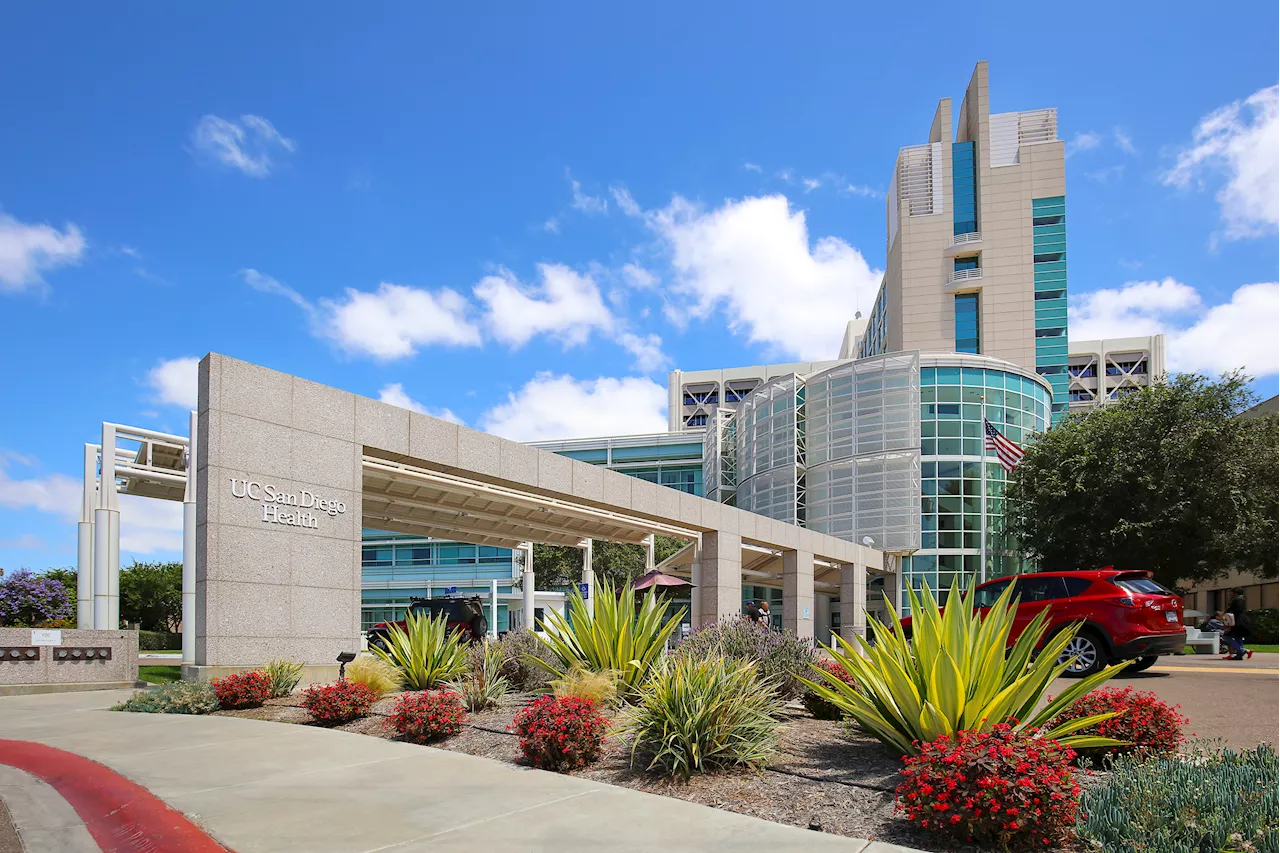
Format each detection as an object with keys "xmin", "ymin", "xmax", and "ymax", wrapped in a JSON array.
[
  {"xmin": 386, "ymin": 690, "xmax": 467, "ymax": 742},
  {"xmin": 802, "ymin": 659, "xmax": 859, "ymax": 720},
  {"xmin": 1048, "ymin": 686, "xmax": 1187, "ymax": 756},
  {"xmin": 302, "ymin": 679, "xmax": 378, "ymax": 726},
  {"xmin": 211, "ymin": 669, "xmax": 273, "ymax": 709},
  {"xmin": 511, "ymin": 695, "xmax": 609, "ymax": 772},
  {"xmin": 896, "ymin": 724, "xmax": 1081, "ymax": 850}
]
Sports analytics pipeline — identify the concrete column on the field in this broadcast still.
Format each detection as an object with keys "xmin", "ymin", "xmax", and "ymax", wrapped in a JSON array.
[
  {"xmin": 689, "ymin": 542, "xmax": 702, "ymax": 629},
  {"xmin": 698, "ymin": 531, "xmax": 741, "ymax": 626},
  {"xmin": 839, "ymin": 562, "xmax": 867, "ymax": 645},
  {"xmin": 882, "ymin": 553, "xmax": 902, "ymax": 617},
  {"xmin": 93, "ymin": 423, "xmax": 119, "ymax": 630},
  {"xmin": 644, "ymin": 534, "xmax": 655, "ymax": 572},
  {"xmin": 521, "ymin": 542, "xmax": 536, "ymax": 630},
  {"xmin": 815, "ymin": 593, "xmax": 832, "ymax": 646},
  {"xmin": 782, "ymin": 549, "xmax": 815, "ymax": 640},
  {"xmin": 182, "ymin": 411, "xmax": 197, "ymax": 665},
  {"xmin": 77, "ymin": 443, "xmax": 96, "ymax": 628}
]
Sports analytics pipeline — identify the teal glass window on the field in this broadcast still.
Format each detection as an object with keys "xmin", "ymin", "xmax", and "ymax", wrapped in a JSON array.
[
  {"xmin": 955, "ymin": 293, "xmax": 980, "ymax": 354},
  {"xmin": 954, "ymin": 256, "xmax": 980, "ymax": 272}
]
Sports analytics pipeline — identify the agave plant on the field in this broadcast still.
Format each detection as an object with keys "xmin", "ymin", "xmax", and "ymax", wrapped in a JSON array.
[
  {"xmin": 370, "ymin": 608, "xmax": 470, "ymax": 690},
  {"xmin": 802, "ymin": 578, "xmax": 1126, "ymax": 756},
  {"xmin": 446, "ymin": 640, "xmax": 510, "ymax": 712},
  {"xmin": 531, "ymin": 581, "xmax": 684, "ymax": 695}
]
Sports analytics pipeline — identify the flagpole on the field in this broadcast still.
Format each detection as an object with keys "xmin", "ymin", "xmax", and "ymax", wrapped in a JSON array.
[{"xmin": 979, "ymin": 396, "xmax": 988, "ymax": 585}]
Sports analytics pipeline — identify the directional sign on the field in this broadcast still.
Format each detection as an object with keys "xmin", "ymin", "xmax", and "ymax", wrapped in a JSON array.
[
  {"xmin": 444, "ymin": 586, "xmax": 458, "ymax": 595},
  {"xmin": 578, "ymin": 583, "xmax": 590, "ymax": 599}
]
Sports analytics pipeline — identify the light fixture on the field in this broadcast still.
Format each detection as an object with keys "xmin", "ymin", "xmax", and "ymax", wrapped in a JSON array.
[
  {"xmin": 861, "ymin": 536, "xmax": 875, "ymax": 547},
  {"xmin": 336, "ymin": 651, "xmax": 356, "ymax": 679}
]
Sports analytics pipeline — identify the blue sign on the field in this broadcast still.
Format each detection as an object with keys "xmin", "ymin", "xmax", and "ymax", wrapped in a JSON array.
[
  {"xmin": 578, "ymin": 583, "xmax": 590, "ymax": 599},
  {"xmin": 444, "ymin": 586, "xmax": 458, "ymax": 595}
]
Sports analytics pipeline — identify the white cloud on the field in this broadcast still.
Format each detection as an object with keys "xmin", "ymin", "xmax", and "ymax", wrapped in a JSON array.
[
  {"xmin": 569, "ymin": 176, "xmax": 607, "ymax": 215},
  {"xmin": 481, "ymin": 373, "xmax": 667, "ymax": 441},
  {"xmin": 118, "ymin": 245, "xmax": 141, "ymax": 258},
  {"xmin": 648, "ymin": 193, "xmax": 883, "ymax": 360},
  {"xmin": 743, "ymin": 162, "xmax": 763, "ymax": 173},
  {"xmin": 542, "ymin": 217, "xmax": 561, "ymax": 234},
  {"xmin": 0, "ymin": 213, "xmax": 86, "ymax": 293},
  {"xmin": 475, "ymin": 263, "xmax": 613, "ymax": 349},
  {"xmin": 618, "ymin": 332, "xmax": 669, "ymax": 373},
  {"xmin": 1113, "ymin": 128, "xmax": 1136, "ymax": 154},
  {"xmin": 843, "ymin": 184, "xmax": 883, "ymax": 198},
  {"xmin": 1065, "ymin": 131, "xmax": 1102, "ymax": 158},
  {"xmin": 0, "ymin": 534, "xmax": 43, "ymax": 549},
  {"xmin": 801, "ymin": 177, "xmax": 822, "ymax": 192},
  {"xmin": 241, "ymin": 268, "xmax": 313, "ymax": 316},
  {"xmin": 146, "ymin": 356, "xmax": 200, "ymax": 409},
  {"xmin": 1069, "ymin": 278, "xmax": 1280, "ymax": 376},
  {"xmin": 377, "ymin": 383, "xmax": 463, "ymax": 424},
  {"xmin": 610, "ymin": 186, "xmax": 642, "ymax": 217},
  {"xmin": 190, "ymin": 114, "xmax": 295, "ymax": 178},
  {"xmin": 1086, "ymin": 165, "xmax": 1125, "ymax": 184},
  {"xmin": 621, "ymin": 263, "xmax": 657, "ymax": 289},
  {"xmin": 0, "ymin": 465, "xmax": 79, "ymax": 517},
  {"xmin": 1164, "ymin": 84, "xmax": 1279, "ymax": 239},
  {"xmin": 321, "ymin": 283, "xmax": 481, "ymax": 360}
]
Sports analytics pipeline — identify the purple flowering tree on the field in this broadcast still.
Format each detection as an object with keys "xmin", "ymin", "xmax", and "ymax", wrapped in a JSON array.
[{"xmin": 0, "ymin": 570, "xmax": 72, "ymax": 627}]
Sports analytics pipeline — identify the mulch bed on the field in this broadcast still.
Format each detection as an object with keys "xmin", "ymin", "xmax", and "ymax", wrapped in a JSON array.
[{"xmin": 211, "ymin": 691, "xmax": 1098, "ymax": 851}]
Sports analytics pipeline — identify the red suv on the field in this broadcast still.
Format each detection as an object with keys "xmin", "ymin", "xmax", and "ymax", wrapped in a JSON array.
[{"xmin": 902, "ymin": 569, "xmax": 1185, "ymax": 676}]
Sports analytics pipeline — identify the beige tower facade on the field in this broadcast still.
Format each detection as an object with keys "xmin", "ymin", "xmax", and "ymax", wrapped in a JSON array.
[{"xmin": 862, "ymin": 61, "xmax": 1070, "ymax": 422}]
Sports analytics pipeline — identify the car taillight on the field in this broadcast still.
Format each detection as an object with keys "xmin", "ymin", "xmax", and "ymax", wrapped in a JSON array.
[{"xmin": 1111, "ymin": 596, "xmax": 1139, "ymax": 608}]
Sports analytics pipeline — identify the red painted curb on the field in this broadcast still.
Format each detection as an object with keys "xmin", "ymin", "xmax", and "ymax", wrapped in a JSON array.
[{"xmin": 0, "ymin": 739, "xmax": 233, "ymax": 852}]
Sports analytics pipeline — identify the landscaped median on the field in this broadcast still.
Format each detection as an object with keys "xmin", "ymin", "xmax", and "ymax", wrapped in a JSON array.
[{"xmin": 111, "ymin": 581, "xmax": 1279, "ymax": 853}]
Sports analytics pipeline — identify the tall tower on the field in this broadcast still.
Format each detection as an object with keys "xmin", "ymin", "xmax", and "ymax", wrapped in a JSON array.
[{"xmin": 861, "ymin": 62, "xmax": 1070, "ymax": 422}]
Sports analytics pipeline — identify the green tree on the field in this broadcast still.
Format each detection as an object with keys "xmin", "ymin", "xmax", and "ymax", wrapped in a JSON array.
[
  {"xmin": 530, "ymin": 535, "xmax": 695, "ymax": 591},
  {"xmin": 41, "ymin": 568, "xmax": 78, "ymax": 616},
  {"xmin": 1005, "ymin": 372, "xmax": 1278, "ymax": 589},
  {"xmin": 119, "ymin": 561, "xmax": 183, "ymax": 632}
]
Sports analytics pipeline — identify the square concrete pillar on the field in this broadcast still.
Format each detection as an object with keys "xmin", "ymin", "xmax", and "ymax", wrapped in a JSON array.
[
  {"xmin": 839, "ymin": 562, "xmax": 867, "ymax": 645},
  {"xmin": 815, "ymin": 593, "xmax": 832, "ymax": 646},
  {"xmin": 694, "ymin": 531, "xmax": 741, "ymax": 627},
  {"xmin": 882, "ymin": 553, "xmax": 902, "ymax": 617},
  {"xmin": 782, "ymin": 550, "xmax": 814, "ymax": 640}
]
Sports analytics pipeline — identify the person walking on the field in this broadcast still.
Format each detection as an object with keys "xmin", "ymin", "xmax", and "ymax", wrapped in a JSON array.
[{"xmin": 1223, "ymin": 588, "xmax": 1253, "ymax": 661}]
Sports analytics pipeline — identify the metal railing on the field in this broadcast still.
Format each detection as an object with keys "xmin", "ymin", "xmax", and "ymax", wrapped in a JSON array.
[
  {"xmin": 951, "ymin": 232, "xmax": 982, "ymax": 246},
  {"xmin": 949, "ymin": 267, "xmax": 984, "ymax": 283}
]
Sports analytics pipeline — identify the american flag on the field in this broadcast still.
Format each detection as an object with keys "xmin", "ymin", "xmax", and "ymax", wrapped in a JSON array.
[{"xmin": 983, "ymin": 418, "xmax": 1025, "ymax": 473}]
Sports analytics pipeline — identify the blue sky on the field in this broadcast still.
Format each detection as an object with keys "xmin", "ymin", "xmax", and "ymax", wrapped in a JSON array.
[{"xmin": 1, "ymin": 2, "xmax": 1277, "ymax": 572}]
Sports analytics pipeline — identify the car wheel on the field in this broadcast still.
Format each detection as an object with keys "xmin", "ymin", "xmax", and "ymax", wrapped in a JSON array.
[
  {"xmin": 1058, "ymin": 631, "xmax": 1105, "ymax": 677},
  {"xmin": 1125, "ymin": 655, "xmax": 1158, "ymax": 674},
  {"xmin": 470, "ymin": 614, "xmax": 489, "ymax": 641}
]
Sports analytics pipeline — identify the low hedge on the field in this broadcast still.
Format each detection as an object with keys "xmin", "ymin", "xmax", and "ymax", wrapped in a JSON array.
[
  {"xmin": 1247, "ymin": 608, "xmax": 1278, "ymax": 644},
  {"xmin": 139, "ymin": 630, "xmax": 181, "ymax": 650}
]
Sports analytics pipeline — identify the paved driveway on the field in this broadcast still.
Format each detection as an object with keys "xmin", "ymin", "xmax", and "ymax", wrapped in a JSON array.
[{"xmin": 0, "ymin": 690, "xmax": 920, "ymax": 853}]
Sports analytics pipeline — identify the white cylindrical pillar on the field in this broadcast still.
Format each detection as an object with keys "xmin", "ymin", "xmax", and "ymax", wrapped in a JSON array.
[
  {"xmin": 182, "ymin": 411, "xmax": 197, "ymax": 666},
  {"xmin": 489, "ymin": 578, "xmax": 499, "ymax": 639},
  {"xmin": 77, "ymin": 443, "xmax": 96, "ymax": 628},
  {"xmin": 690, "ymin": 536, "xmax": 702, "ymax": 629},
  {"xmin": 644, "ymin": 534, "xmax": 656, "ymax": 572},
  {"xmin": 94, "ymin": 424, "xmax": 119, "ymax": 629},
  {"xmin": 521, "ymin": 543, "xmax": 536, "ymax": 630},
  {"xmin": 580, "ymin": 538, "xmax": 594, "ymax": 616}
]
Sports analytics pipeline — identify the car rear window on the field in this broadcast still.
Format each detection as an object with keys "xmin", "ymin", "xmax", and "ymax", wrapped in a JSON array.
[
  {"xmin": 1062, "ymin": 577, "xmax": 1093, "ymax": 597},
  {"xmin": 1115, "ymin": 578, "xmax": 1173, "ymax": 596}
]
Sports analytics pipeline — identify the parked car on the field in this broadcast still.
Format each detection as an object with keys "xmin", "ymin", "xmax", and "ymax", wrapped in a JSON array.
[
  {"xmin": 366, "ymin": 596, "xmax": 488, "ymax": 651},
  {"xmin": 900, "ymin": 569, "xmax": 1185, "ymax": 676}
]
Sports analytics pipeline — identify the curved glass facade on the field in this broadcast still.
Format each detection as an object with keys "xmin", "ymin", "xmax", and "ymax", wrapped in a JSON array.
[
  {"xmin": 901, "ymin": 356, "xmax": 1052, "ymax": 604},
  {"xmin": 734, "ymin": 376, "xmax": 800, "ymax": 524}
]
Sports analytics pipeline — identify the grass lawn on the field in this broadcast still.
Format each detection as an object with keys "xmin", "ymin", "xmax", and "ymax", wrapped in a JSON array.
[
  {"xmin": 139, "ymin": 665, "xmax": 181, "ymax": 684},
  {"xmin": 1182, "ymin": 643, "xmax": 1278, "ymax": 655},
  {"xmin": 141, "ymin": 649, "xmax": 181, "ymax": 654}
]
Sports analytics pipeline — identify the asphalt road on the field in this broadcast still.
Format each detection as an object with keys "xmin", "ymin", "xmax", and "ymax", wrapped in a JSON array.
[{"xmin": 1051, "ymin": 652, "xmax": 1279, "ymax": 749}]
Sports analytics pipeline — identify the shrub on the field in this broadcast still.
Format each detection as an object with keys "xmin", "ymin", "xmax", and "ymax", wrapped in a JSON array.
[
  {"xmin": 370, "ymin": 609, "xmax": 469, "ymax": 690},
  {"xmin": 1078, "ymin": 743, "xmax": 1278, "ymax": 853},
  {"xmin": 138, "ymin": 630, "xmax": 182, "ymax": 650},
  {"xmin": 1249, "ymin": 607, "xmax": 1279, "ymax": 644},
  {"xmin": 1047, "ymin": 686, "xmax": 1187, "ymax": 757},
  {"xmin": 35, "ymin": 617, "xmax": 76, "ymax": 629},
  {"xmin": 386, "ymin": 690, "xmax": 467, "ymax": 743},
  {"xmin": 549, "ymin": 665, "xmax": 618, "ymax": 706},
  {"xmin": 112, "ymin": 680, "xmax": 218, "ymax": 715},
  {"xmin": 446, "ymin": 641, "xmax": 509, "ymax": 712},
  {"xmin": 346, "ymin": 655, "xmax": 403, "ymax": 698},
  {"xmin": 497, "ymin": 628, "xmax": 556, "ymax": 692},
  {"xmin": 264, "ymin": 657, "xmax": 304, "ymax": 697},
  {"xmin": 211, "ymin": 669, "xmax": 273, "ymax": 709},
  {"xmin": 802, "ymin": 659, "xmax": 858, "ymax": 720},
  {"xmin": 628, "ymin": 654, "xmax": 783, "ymax": 778},
  {"xmin": 802, "ymin": 579, "xmax": 1126, "ymax": 756},
  {"xmin": 676, "ymin": 618, "xmax": 816, "ymax": 700},
  {"xmin": 532, "ymin": 581, "xmax": 683, "ymax": 696},
  {"xmin": 512, "ymin": 695, "xmax": 609, "ymax": 772},
  {"xmin": 302, "ymin": 679, "xmax": 378, "ymax": 725},
  {"xmin": 896, "ymin": 724, "xmax": 1081, "ymax": 851},
  {"xmin": 0, "ymin": 569, "xmax": 71, "ymax": 627}
]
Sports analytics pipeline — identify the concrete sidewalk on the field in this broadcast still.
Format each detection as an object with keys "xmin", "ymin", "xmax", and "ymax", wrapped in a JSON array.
[{"xmin": 0, "ymin": 691, "xmax": 923, "ymax": 853}]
